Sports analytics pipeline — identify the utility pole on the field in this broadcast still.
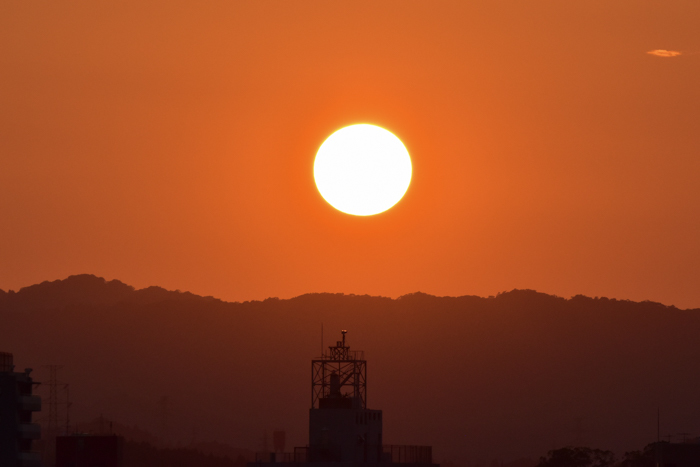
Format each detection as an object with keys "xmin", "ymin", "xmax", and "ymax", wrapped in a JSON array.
[
  {"xmin": 39, "ymin": 365, "xmax": 69, "ymax": 467},
  {"xmin": 158, "ymin": 396, "xmax": 170, "ymax": 446}
]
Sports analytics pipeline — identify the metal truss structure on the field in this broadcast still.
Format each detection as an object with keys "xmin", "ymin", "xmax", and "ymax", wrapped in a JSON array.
[{"xmin": 311, "ymin": 330, "xmax": 367, "ymax": 409}]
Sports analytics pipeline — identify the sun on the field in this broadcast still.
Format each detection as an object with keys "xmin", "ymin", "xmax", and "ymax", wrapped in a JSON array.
[{"xmin": 314, "ymin": 124, "xmax": 412, "ymax": 216}]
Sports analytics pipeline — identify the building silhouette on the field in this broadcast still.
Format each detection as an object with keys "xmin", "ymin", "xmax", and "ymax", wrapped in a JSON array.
[
  {"xmin": 655, "ymin": 440, "xmax": 700, "ymax": 467},
  {"xmin": 56, "ymin": 434, "xmax": 124, "ymax": 467},
  {"xmin": 253, "ymin": 331, "xmax": 436, "ymax": 467},
  {"xmin": 0, "ymin": 352, "xmax": 42, "ymax": 467}
]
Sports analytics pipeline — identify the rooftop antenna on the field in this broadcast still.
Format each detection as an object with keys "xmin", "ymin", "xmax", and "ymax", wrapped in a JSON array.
[
  {"xmin": 311, "ymin": 330, "xmax": 366, "ymax": 409},
  {"xmin": 159, "ymin": 396, "xmax": 170, "ymax": 446},
  {"xmin": 45, "ymin": 365, "xmax": 64, "ymax": 436},
  {"xmin": 656, "ymin": 408, "xmax": 661, "ymax": 467},
  {"xmin": 66, "ymin": 385, "xmax": 71, "ymax": 434},
  {"xmin": 321, "ymin": 323, "xmax": 324, "ymax": 357}
]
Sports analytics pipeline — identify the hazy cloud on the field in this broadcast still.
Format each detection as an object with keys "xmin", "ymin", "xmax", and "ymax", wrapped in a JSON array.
[{"xmin": 647, "ymin": 49, "xmax": 682, "ymax": 57}]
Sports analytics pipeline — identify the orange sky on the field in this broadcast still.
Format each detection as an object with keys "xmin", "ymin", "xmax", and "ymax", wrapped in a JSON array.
[{"xmin": 1, "ymin": 1, "xmax": 699, "ymax": 308}]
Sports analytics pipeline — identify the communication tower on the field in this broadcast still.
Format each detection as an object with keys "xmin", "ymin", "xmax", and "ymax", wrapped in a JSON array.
[
  {"xmin": 311, "ymin": 330, "xmax": 367, "ymax": 410},
  {"xmin": 38, "ymin": 365, "xmax": 70, "ymax": 467}
]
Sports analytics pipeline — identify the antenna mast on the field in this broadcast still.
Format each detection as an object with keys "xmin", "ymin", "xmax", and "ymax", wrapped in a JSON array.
[
  {"xmin": 39, "ymin": 365, "xmax": 69, "ymax": 467},
  {"xmin": 311, "ymin": 330, "xmax": 367, "ymax": 409}
]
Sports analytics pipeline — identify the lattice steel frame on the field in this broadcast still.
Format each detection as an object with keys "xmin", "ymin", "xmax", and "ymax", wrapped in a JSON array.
[{"xmin": 311, "ymin": 331, "xmax": 367, "ymax": 409}]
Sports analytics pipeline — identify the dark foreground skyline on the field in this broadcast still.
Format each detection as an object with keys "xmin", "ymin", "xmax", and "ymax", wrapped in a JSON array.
[{"xmin": 3, "ymin": 275, "xmax": 700, "ymax": 466}]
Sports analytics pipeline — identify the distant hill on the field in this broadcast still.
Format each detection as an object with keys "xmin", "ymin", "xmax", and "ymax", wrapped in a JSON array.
[
  {"xmin": 0, "ymin": 274, "xmax": 219, "ymax": 311},
  {"xmin": 2, "ymin": 275, "xmax": 699, "ymax": 466}
]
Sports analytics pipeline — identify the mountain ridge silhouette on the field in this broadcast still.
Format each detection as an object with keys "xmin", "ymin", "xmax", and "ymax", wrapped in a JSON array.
[
  {"xmin": 0, "ymin": 274, "xmax": 221, "ymax": 311},
  {"xmin": 0, "ymin": 273, "xmax": 689, "ymax": 311}
]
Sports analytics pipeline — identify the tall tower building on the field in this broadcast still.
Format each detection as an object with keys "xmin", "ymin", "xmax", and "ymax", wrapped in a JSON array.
[
  {"xmin": 252, "ymin": 331, "xmax": 435, "ymax": 467},
  {"xmin": 0, "ymin": 352, "xmax": 42, "ymax": 467},
  {"xmin": 310, "ymin": 330, "xmax": 382, "ymax": 462}
]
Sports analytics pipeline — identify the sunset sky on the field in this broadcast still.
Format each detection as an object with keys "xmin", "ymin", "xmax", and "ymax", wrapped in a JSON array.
[{"xmin": 1, "ymin": 1, "xmax": 698, "ymax": 308}]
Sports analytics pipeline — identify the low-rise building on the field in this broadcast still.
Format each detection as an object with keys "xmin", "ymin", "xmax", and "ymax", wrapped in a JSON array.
[
  {"xmin": 56, "ymin": 434, "xmax": 124, "ymax": 467},
  {"xmin": 0, "ymin": 352, "xmax": 42, "ymax": 467}
]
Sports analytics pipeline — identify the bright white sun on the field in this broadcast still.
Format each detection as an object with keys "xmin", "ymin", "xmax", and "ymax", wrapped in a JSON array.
[{"xmin": 314, "ymin": 124, "xmax": 412, "ymax": 216}]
